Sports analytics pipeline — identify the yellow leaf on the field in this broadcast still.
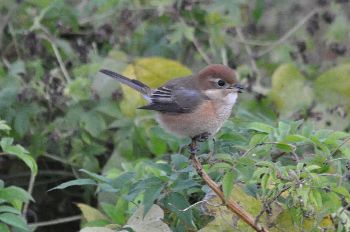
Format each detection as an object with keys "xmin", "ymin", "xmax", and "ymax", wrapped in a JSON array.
[
  {"xmin": 80, "ymin": 227, "xmax": 115, "ymax": 232},
  {"xmin": 119, "ymin": 57, "xmax": 192, "ymax": 116},
  {"xmin": 76, "ymin": 203, "xmax": 107, "ymax": 222},
  {"xmin": 315, "ymin": 63, "xmax": 350, "ymax": 110},
  {"xmin": 199, "ymin": 185, "xmax": 335, "ymax": 232},
  {"xmin": 125, "ymin": 204, "xmax": 171, "ymax": 232},
  {"xmin": 269, "ymin": 63, "xmax": 313, "ymax": 116}
]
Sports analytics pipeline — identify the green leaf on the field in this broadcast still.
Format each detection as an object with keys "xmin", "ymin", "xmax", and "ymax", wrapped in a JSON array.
[
  {"xmin": 0, "ymin": 139, "xmax": 37, "ymax": 175},
  {"xmin": 283, "ymin": 134, "xmax": 308, "ymax": 143},
  {"xmin": 100, "ymin": 203, "xmax": 120, "ymax": 223},
  {"xmin": 163, "ymin": 192, "xmax": 194, "ymax": 227},
  {"xmin": 0, "ymin": 121, "xmax": 10, "ymax": 131},
  {"xmin": 305, "ymin": 165, "xmax": 321, "ymax": 172},
  {"xmin": 79, "ymin": 169, "xmax": 110, "ymax": 183},
  {"xmin": 0, "ymin": 223, "xmax": 10, "ymax": 232},
  {"xmin": 49, "ymin": 179, "xmax": 97, "ymax": 191},
  {"xmin": 172, "ymin": 179, "xmax": 199, "ymax": 192},
  {"xmin": 0, "ymin": 206, "xmax": 21, "ymax": 215},
  {"xmin": 222, "ymin": 171, "xmax": 234, "ymax": 201},
  {"xmin": 275, "ymin": 142, "xmax": 295, "ymax": 152},
  {"xmin": 0, "ymin": 213, "xmax": 30, "ymax": 231},
  {"xmin": 0, "ymin": 186, "xmax": 34, "ymax": 204},
  {"xmin": 252, "ymin": 0, "xmax": 264, "ymax": 23},
  {"xmin": 143, "ymin": 183, "xmax": 164, "ymax": 216},
  {"xmin": 81, "ymin": 111, "xmax": 107, "ymax": 137},
  {"xmin": 247, "ymin": 122, "xmax": 274, "ymax": 133}
]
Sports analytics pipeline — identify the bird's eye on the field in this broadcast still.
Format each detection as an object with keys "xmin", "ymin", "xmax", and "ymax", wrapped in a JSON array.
[{"xmin": 217, "ymin": 79, "xmax": 226, "ymax": 87}]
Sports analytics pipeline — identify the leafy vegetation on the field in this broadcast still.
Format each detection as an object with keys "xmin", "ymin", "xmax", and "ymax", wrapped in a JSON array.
[{"xmin": 0, "ymin": 0, "xmax": 350, "ymax": 232}]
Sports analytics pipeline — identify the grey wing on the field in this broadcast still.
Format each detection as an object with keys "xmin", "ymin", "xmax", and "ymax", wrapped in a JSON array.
[{"xmin": 138, "ymin": 86, "xmax": 205, "ymax": 113}]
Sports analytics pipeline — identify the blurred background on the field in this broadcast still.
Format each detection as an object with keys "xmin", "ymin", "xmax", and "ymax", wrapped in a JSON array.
[{"xmin": 0, "ymin": 0, "xmax": 350, "ymax": 231}]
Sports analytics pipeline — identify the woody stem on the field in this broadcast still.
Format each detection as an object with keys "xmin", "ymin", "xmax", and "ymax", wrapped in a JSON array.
[{"xmin": 189, "ymin": 139, "xmax": 269, "ymax": 232}]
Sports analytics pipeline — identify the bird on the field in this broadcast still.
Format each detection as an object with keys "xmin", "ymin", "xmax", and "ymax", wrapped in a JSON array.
[{"xmin": 100, "ymin": 64, "xmax": 243, "ymax": 149}]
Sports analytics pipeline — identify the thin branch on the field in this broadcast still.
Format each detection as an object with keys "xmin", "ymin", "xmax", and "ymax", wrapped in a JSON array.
[
  {"xmin": 235, "ymin": 27, "xmax": 260, "ymax": 78},
  {"xmin": 29, "ymin": 215, "xmax": 81, "ymax": 228},
  {"xmin": 22, "ymin": 173, "xmax": 36, "ymax": 217},
  {"xmin": 168, "ymin": 200, "xmax": 222, "ymax": 212},
  {"xmin": 235, "ymin": 27, "xmax": 268, "ymax": 95},
  {"xmin": 236, "ymin": 39, "xmax": 273, "ymax": 47},
  {"xmin": 255, "ymin": 8, "xmax": 321, "ymax": 58},
  {"xmin": 36, "ymin": 27, "xmax": 71, "ymax": 83},
  {"xmin": 192, "ymin": 37, "xmax": 212, "ymax": 65},
  {"xmin": 327, "ymin": 136, "xmax": 350, "ymax": 160},
  {"xmin": 0, "ymin": 5, "xmax": 17, "ymax": 54},
  {"xmin": 189, "ymin": 139, "xmax": 269, "ymax": 232},
  {"xmin": 255, "ymin": 185, "xmax": 291, "ymax": 225}
]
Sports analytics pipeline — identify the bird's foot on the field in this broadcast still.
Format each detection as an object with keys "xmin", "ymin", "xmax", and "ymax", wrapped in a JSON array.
[
  {"xmin": 188, "ymin": 143, "xmax": 199, "ymax": 154},
  {"xmin": 193, "ymin": 132, "xmax": 211, "ymax": 143}
]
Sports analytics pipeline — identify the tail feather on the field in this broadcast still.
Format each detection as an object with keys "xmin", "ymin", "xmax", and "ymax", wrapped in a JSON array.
[{"xmin": 100, "ymin": 69, "xmax": 151, "ymax": 96}]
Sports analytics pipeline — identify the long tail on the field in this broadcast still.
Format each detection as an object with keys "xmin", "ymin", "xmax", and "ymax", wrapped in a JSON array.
[{"xmin": 100, "ymin": 69, "xmax": 151, "ymax": 96}]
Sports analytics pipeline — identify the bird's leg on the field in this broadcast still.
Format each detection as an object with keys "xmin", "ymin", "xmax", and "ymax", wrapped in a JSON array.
[
  {"xmin": 193, "ymin": 132, "xmax": 211, "ymax": 142},
  {"xmin": 189, "ymin": 132, "xmax": 210, "ymax": 155},
  {"xmin": 189, "ymin": 138, "xmax": 198, "ymax": 157}
]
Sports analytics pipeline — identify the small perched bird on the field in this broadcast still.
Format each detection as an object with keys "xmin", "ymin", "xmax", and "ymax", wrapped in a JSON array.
[{"xmin": 100, "ymin": 64, "xmax": 243, "ymax": 144}]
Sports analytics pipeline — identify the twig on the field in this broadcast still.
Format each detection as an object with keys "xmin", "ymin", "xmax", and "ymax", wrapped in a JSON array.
[
  {"xmin": 327, "ymin": 136, "xmax": 350, "ymax": 160},
  {"xmin": 42, "ymin": 34, "xmax": 71, "ymax": 83},
  {"xmin": 192, "ymin": 37, "xmax": 212, "ymax": 65},
  {"xmin": 168, "ymin": 200, "xmax": 222, "ymax": 212},
  {"xmin": 255, "ymin": 185, "xmax": 291, "ymax": 225},
  {"xmin": 189, "ymin": 139, "xmax": 269, "ymax": 232},
  {"xmin": 235, "ymin": 27, "xmax": 260, "ymax": 78},
  {"xmin": 0, "ymin": 5, "xmax": 17, "ymax": 54},
  {"xmin": 235, "ymin": 27, "xmax": 267, "ymax": 95},
  {"xmin": 22, "ymin": 173, "xmax": 36, "ymax": 217},
  {"xmin": 255, "ymin": 8, "xmax": 321, "ymax": 58},
  {"xmin": 29, "ymin": 215, "xmax": 81, "ymax": 228},
  {"xmin": 35, "ymin": 23, "xmax": 71, "ymax": 83}
]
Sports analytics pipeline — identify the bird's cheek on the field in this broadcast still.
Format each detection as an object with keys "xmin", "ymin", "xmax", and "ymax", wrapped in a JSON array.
[{"xmin": 204, "ymin": 89, "xmax": 224, "ymax": 100}]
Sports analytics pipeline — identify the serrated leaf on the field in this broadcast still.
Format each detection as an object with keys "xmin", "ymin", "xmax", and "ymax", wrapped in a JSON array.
[{"xmin": 81, "ymin": 111, "xmax": 107, "ymax": 137}]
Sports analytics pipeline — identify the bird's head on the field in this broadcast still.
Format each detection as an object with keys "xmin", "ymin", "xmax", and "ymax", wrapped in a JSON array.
[{"xmin": 196, "ymin": 64, "xmax": 243, "ymax": 103}]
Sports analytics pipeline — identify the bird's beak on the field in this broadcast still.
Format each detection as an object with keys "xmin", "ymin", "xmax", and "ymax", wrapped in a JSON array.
[{"xmin": 230, "ymin": 83, "xmax": 244, "ymax": 93}]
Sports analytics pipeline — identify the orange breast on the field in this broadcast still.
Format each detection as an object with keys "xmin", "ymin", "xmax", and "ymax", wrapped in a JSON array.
[{"xmin": 156, "ymin": 100, "xmax": 232, "ymax": 138}]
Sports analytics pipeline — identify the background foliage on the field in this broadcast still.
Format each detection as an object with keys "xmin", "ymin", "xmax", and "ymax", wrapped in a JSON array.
[{"xmin": 0, "ymin": 0, "xmax": 350, "ymax": 231}]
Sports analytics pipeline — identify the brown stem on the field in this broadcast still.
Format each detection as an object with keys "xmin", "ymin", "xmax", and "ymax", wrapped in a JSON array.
[{"xmin": 189, "ymin": 139, "xmax": 269, "ymax": 232}]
